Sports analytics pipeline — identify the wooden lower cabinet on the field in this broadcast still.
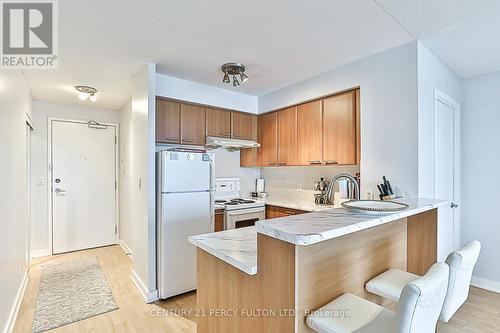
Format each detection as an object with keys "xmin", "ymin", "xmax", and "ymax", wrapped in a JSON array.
[
  {"xmin": 266, "ymin": 205, "xmax": 307, "ymax": 219},
  {"xmin": 214, "ymin": 209, "xmax": 225, "ymax": 232}
]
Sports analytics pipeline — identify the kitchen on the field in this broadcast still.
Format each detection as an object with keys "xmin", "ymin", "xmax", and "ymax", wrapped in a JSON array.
[
  {"xmin": 154, "ymin": 69, "xmax": 468, "ymax": 333},
  {"xmin": 155, "ymin": 87, "xmax": 366, "ymax": 296},
  {"xmin": 6, "ymin": 2, "xmax": 500, "ymax": 332}
]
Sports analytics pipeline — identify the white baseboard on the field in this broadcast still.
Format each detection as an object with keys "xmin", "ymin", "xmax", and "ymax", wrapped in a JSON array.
[
  {"xmin": 117, "ymin": 239, "xmax": 133, "ymax": 259},
  {"xmin": 130, "ymin": 269, "xmax": 159, "ymax": 303},
  {"xmin": 471, "ymin": 276, "xmax": 500, "ymax": 294},
  {"xmin": 30, "ymin": 249, "xmax": 51, "ymax": 259},
  {"xmin": 3, "ymin": 271, "xmax": 28, "ymax": 333}
]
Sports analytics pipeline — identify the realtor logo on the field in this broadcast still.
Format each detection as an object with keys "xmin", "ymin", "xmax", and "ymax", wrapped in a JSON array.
[{"xmin": 1, "ymin": 0, "xmax": 58, "ymax": 68}]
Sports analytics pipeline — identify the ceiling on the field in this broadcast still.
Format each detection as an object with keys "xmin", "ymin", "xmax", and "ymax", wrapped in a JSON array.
[
  {"xmin": 375, "ymin": 0, "xmax": 500, "ymax": 78},
  {"xmin": 23, "ymin": 0, "xmax": 413, "ymax": 110},
  {"xmin": 23, "ymin": 0, "xmax": 500, "ymax": 111}
]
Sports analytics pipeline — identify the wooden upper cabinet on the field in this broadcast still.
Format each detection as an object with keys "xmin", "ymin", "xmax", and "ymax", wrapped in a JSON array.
[
  {"xmin": 181, "ymin": 104, "xmax": 206, "ymax": 145},
  {"xmin": 258, "ymin": 112, "xmax": 278, "ymax": 167},
  {"xmin": 156, "ymin": 98, "xmax": 181, "ymax": 144},
  {"xmin": 297, "ymin": 100, "xmax": 323, "ymax": 165},
  {"xmin": 240, "ymin": 115, "xmax": 259, "ymax": 167},
  {"xmin": 356, "ymin": 89, "xmax": 361, "ymax": 165},
  {"xmin": 232, "ymin": 112, "xmax": 254, "ymax": 140},
  {"xmin": 323, "ymin": 91, "xmax": 356, "ymax": 165},
  {"xmin": 277, "ymin": 107, "xmax": 297, "ymax": 166},
  {"xmin": 206, "ymin": 108, "xmax": 231, "ymax": 138}
]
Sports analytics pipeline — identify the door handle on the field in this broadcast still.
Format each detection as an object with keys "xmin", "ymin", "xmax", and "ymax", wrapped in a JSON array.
[
  {"xmin": 451, "ymin": 202, "xmax": 458, "ymax": 208},
  {"xmin": 55, "ymin": 188, "xmax": 66, "ymax": 193}
]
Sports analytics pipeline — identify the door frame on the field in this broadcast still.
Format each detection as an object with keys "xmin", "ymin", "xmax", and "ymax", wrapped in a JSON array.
[
  {"xmin": 434, "ymin": 89, "xmax": 461, "ymax": 251},
  {"xmin": 47, "ymin": 118, "xmax": 119, "ymax": 255},
  {"xmin": 26, "ymin": 115, "xmax": 33, "ymax": 265}
]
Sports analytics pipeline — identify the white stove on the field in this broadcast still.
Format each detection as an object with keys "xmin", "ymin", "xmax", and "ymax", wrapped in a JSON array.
[
  {"xmin": 213, "ymin": 178, "xmax": 265, "ymax": 229},
  {"xmin": 214, "ymin": 198, "xmax": 264, "ymax": 211}
]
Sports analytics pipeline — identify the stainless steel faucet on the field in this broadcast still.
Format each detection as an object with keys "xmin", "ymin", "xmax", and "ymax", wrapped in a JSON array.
[{"xmin": 325, "ymin": 173, "xmax": 360, "ymax": 205}]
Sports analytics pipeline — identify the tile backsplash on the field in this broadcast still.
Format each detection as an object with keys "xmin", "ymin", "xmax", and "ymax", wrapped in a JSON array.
[{"xmin": 261, "ymin": 165, "xmax": 360, "ymax": 191}]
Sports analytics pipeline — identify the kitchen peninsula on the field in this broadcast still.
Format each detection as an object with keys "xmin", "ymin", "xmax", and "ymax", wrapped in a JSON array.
[{"xmin": 189, "ymin": 198, "xmax": 447, "ymax": 333}]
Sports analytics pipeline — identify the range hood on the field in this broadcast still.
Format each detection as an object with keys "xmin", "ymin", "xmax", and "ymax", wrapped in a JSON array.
[{"xmin": 205, "ymin": 136, "xmax": 260, "ymax": 151}]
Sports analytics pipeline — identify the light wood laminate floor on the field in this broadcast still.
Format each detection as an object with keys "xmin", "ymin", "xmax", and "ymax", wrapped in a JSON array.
[{"xmin": 12, "ymin": 245, "xmax": 500, "ymax": 332}]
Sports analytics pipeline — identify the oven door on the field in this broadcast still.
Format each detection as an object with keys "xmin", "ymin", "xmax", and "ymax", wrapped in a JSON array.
[{"xmin": 225, "ymin": 207, "xmax": 266, "ymax": 229}]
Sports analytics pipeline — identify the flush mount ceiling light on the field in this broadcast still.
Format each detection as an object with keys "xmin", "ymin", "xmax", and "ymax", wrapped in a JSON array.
[
  {"xmin": 75, "ymin": 85, "xmax": 98, "ymax": 102},
  {"xmin": 221, "ymin": 63, "xmax": 248, "ymax": 87}
]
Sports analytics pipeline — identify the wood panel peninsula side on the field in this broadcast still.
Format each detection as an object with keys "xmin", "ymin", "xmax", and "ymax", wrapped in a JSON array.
[{"xmin": 189, "ymin": 198, "xmax": 446, "ymax": 333}]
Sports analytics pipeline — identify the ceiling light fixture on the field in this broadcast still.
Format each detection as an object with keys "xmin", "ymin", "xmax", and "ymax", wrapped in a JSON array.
[
  {"xmin": 75, "ymin": 85, "xmax": 98, "ymax": 102},
  {"xmin": 221, "ymin": 63, "xmax": 248, "ymax": 87}
]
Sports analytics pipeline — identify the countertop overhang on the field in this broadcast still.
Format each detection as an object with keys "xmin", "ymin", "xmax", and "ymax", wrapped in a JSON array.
[{"xmin": 189, "ymin": 198, "xmax": 447, "ymax": 275}]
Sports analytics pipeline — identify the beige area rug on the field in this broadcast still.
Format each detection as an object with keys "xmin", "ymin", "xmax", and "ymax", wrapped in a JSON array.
[{"xmin": 32, "ymin": 256, "xmax": 119, "ymax": 333}]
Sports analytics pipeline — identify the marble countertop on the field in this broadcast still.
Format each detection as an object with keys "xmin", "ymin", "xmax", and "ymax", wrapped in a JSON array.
[
  {"xmin": 189, "ymin": 226, "xmax": 257, "ymax": 275},
  {"xmin": 256, "ymin": 197, "xmax": 335, "ymax": 212},
  {"xmin": 190, "ymin": 198, "xmax": 447, "ymax": 275},
  {"xmin": 256, "ymin": 198, "xmax": 447, "ymax": 246}
]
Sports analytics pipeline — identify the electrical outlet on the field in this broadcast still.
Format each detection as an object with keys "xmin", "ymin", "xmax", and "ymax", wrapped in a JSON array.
[
  {"xmin": 297, "ymin": 183, "xmax": 303, "ymax": 191},
  {"xmin": 365, "ymin": 189, "xmax": 374, "ymax": 200}
]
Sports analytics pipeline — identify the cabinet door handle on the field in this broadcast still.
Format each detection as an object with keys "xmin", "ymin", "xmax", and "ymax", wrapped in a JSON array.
[
  {"xmin": 233, "ymin": 134, "xmax": 242, "ymax": 138},
  {"xmin": 276, "ymin": 162, "xmax": 286, "ymax": 166},
  {"xmin": 183, "ymin": 139, "xmax": 194, "ymax": 143},
  {"xmin": 309, "ymin": 160, "xmax": 322, "ymax": 165},
  {"xmin": 165, "ymin": 137, "xmax": 178, "ymax": 141},
  {"xmin": 219, "ymin": 132, "xmax": 231, "ymax": 136},
  {"xmin": 283, "ymin": 211, "xmax": 296, "ymax": 215},
  {"xmin": 268, "ymin": 162, "xmax": 277, "ymax": 166},
  {"xmin": 323, "ymin": 160, "xmax": 338, "ymax": 165}
]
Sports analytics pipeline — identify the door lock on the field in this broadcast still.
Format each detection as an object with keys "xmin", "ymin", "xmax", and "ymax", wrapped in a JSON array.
[
  {"xmin": 450, "ymin": 202, "xmax": 458, "ymax": 208},
  {"xmin": 55, "ymin": 188, "xmax": 66, "ymax": 193}
]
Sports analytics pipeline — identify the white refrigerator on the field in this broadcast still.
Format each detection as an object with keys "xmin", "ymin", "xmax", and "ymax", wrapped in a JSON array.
[{"xmin": 157, "ymin": 150, "xmax": 214, "ymax": 299}]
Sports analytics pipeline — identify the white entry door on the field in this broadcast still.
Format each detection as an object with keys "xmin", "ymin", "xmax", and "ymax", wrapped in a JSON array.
[
  {"xmin": 51, "ymin": 120, "xmax": 117, "ymax": 254},
  {"xmin": 435, "ymin": 93, "xmax": 459, "ymax": 261}
]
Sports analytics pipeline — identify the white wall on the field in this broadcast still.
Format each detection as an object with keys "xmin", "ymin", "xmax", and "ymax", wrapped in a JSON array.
[
  {"xmin": 0, "ymin": 71, "xmax": 32, "ymax": 333},
  {"xmin": 259, "ymin": 42, "xmax": 419, "ymax": 197},
  {"xmin": 156, "ymin": 73, "xmax": 258, "ymax": 113},
  {"xmin": 118, "ymin": 99, "xmax": 134, "ymax": 256},
  {"xmin": 30, "ymin": 101, "xmax": 120, "ymax": 255},
  {"xmin": 120, "ymin": 63, "xmax": 158, "ymax": 301},
  {"xmin": 212, "ymin": 149, "xmax": 260, "ymax": 196},
  {"xmin": 461, "ymin": 71, "xmax": 500, "ymax": 288},
  {"xmin": 417, "ymin": 42, "xmax": 462, "ymax": 198}
]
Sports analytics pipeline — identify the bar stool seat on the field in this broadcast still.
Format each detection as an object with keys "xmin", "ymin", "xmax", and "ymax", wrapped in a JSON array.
[
  {"xmin": 306, "ymin": 293, "xmax": 394, "ymax": 333},
  {"xmin": 365, "ymin": 269, "xmax": 419, "ymax": 302},
  {"xmin": 364, "ymin": 240, "xmax": 481, "ymax": 323},
  {"xmin": 307, "ymin": 263, "xmax": 450, "ymax": 333}
]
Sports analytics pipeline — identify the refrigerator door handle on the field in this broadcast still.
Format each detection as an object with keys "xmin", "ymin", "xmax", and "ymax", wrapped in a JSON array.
[
  {"xmin": 209, "ymin": 158, "xmax": 215, "ymax": 225},
  {"xmin": 209, "ymin": 191, "xmax": 214, "ymax": 225}
]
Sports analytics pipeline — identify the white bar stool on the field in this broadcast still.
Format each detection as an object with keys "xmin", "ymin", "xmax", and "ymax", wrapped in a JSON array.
[
  {"xmin": 306, "ymin": 263, "xmax": 449, "ymax": 333},
  {"xmin": 365, "ymin": 240, "xmax": 481, "ymax": 322}
]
